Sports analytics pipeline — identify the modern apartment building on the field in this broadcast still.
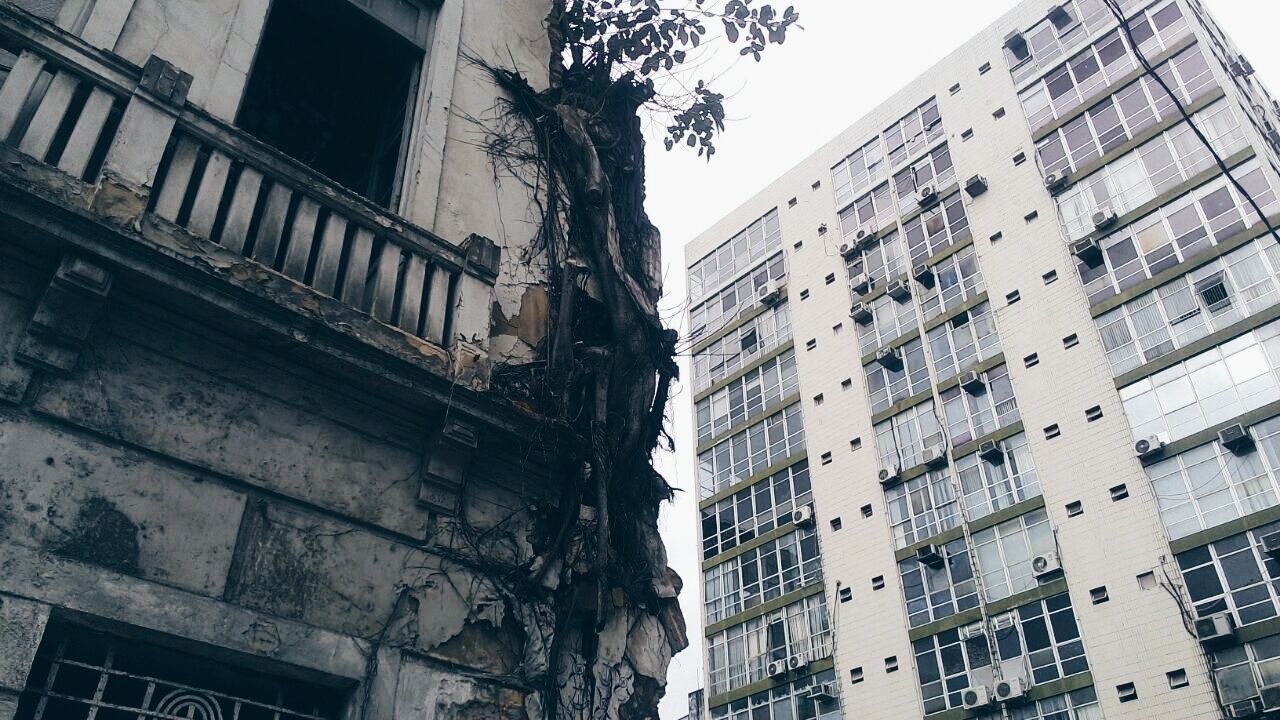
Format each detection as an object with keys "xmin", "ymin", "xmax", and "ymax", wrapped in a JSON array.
[{"xmin": 685, "ymin": 1, "xmax": 1280, "ymax": 718}]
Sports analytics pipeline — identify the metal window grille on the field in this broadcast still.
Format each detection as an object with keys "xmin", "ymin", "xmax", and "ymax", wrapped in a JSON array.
[{"xmin": 16, "ymin": 624, "xmax": 343, "ymax": 720}]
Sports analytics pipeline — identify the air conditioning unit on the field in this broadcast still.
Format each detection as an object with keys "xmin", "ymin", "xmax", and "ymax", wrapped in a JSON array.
[
  {"xmin": 965, "ymin": 174, "xmax": 989, "ymax": 198},
  {"xmin": 993, "ymin": 677, "xmax": 1026, "ymax": 703},
  {"xmin": 959, "ymin": 370, "xmax": 986, "ymax": 395},
  {"xmin": 818, "ymin": 223, "xmax": 828, "ymax": 236},
  {"xmin": 850, "ymin": 302, "xmax": 874, "ymax": 325},
  {"xmin": 887, "ymin": 278, "xmax": 912, "ymax": 302},
  {"xmin": 856, "ymin": 228, "xmax": 879, "ymax": 246},
  {"xmin": 1194, "ymin": 612, "xmax": 1236, "ymax": 645},
  {"xmin": 1219, "ymin": 423, "xmax": 1255, "ymax": 455},
  {"xmin": 851, "ymin": 272, "xmax": 873, "ymax": 295},
  {"xmin": 839, "ymin": 242, "xmax": 857, "ymax": 258},
  {"xmin": 916, "ymin": 543, "xmax": 946, "ymax": 568},
  {"xmin": 916, "ymin": 185, "xmax": 939, "ymax": 209},
  {"xmin": 1262, "ymin": 531, "xmax": 1280, "ymax": 558},
  {"xmin": 978, "ymin": 440, "xmax": 1006, "ymax": 464},
  {"xmin": 767, "ymin": 659, "xmax": 788, "ymax": 677},
  {"xmin": 758, "ymin": 280, "xmax": 786, "ymax": 307},
  {"xmin": 1135, "ymin": 433, "xmax": 1169, "ymax": 459},
  {"xmin": 791, "ymin": 504, "xmax": 815, "ymax": 527},
  {"xmin": 1044, "ymin": 172, "xmax": 1070, "ymax": 193},
  {"xmin": 876, "ymin": 345, "xmax": 903, "ymax": 371},
  {"xmin": 922, "ymin": 444, "xmax": 948, "ymax": 468},
  {"xmin": 1232, "ymin": 55, "xmax": 1256, "ymax": 77},
  {"xmin": 788, "ymin": 654, "xmax": 807, "ymax": 671},
  {"xmin": 961, "ymin": 684, "xmax": 992, "ymax": 710},
  {"xmin": 913, "ymin": 263, "xmax": 936, "ymax": 288},
  {"xmin": 1091, "ymin": 206, "xmax": 1118, "ymax": 232},
  {"xmin": 1032, "ymin": 552, "xmax": 1063, "ymax": 581},
  {"xmin": 1226, "ymin": 698, "xmax": 1263, "ymax": 719},
  {"xmin": 1261, "ymin": 684, "xmax": 1280, "ymax": 711},
  {"xmin": 879, "ymin": 466, "xmax": 902, "ymax": 487},
  {"xmin": 807, "ymin": 682, "xmax": 837, "ymax": 701},
  {"xmin": 1070, "ymin": 236, "xmax": 1103, "ymax": 267}
]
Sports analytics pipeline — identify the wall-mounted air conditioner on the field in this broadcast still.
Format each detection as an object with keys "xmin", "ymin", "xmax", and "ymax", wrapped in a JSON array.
[{"xmin": 1135, "ymin": 433, "xmax": 1169, "ymax": 459}]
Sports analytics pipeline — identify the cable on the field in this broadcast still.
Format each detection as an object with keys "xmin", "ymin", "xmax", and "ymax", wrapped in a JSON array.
[{"xmin": 1101, "ymin": 0, "xmax": 1280, "ymax": 245}]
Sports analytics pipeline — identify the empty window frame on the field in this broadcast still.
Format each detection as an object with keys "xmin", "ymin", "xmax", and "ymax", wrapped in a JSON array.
[
  {"xmin": 238, "ymin": 0, "xmax": 431, "ymax": 208},
  {"xmin": 706, "ymin": 669, "xmax": 842, "ymax": 720},
  {"xmin": 885, "ymin": 97, "xmax": 944, "ymax": 167},
  {"xmin": 689, "ymin": 209, "xmax": 784, "ymax": 303},
  {"xmin": 832, "ymin": 137, "xmax": 888, "ymax": 210},
  {"xmin": 941, "ymin": 364, "xmax": 1020, "ymax": 448},
  {"xmin": 698, "ymin": 404, "xmax": 806, "ymax": 499},
  {"xmin": 846, "ymin": 228, "xmax": 909, "ymax": 296},
  {"xmin": 1209, "ymin": 636, "xmax": 1280, "ymax": 711},
  {"xmin": 1076, "ymin": 161, "xmax": 1278, "ymax": 306},
  {"xmin": 689, "ymin": 252, "xmax": 787, "ymax": 339},
  {"xmin": 838, "ymin": 181, "xmax": 896, "ymax": 238},
  {"xmin": 927, "ymin": 300, "xmax": 1001, "ymax": 382},
  {"xmin": 700, "ymin": 461, "xmax": 812, "ymax": 560},
  {"xmin": 1036, "ymin": 45, "xmax": 1215, "ymax": 179},
  {"xmin": 893, "ymin": 144, "xmax": 956, "ymax": 205},
  {"xmin": 955, "ymin": 432, "xmax": 1042, "ymax": 522},
  {"xmin": 876, "ymin": 400, "xmax": 946, "ymax": 471},
  {"xmin": 695, "ymin": 349, "xmax": 800, "ymax": 444},
  {"xmin": 919, "ymin": 245, "xmax": 985, "ymax": 321},
  {"xmin": 1118, "ymin": 317, "xmax": 1280, "ymax": 444},
  {"xmin": 704, "ymin": 593, "xmax": 833, "ymax": 696},
  {"xmin": 904, "ymin": 191, "xmax": 971, "ymax": 267},
  {"xmin": 1176, "ymin": 521, "xmax": 1280, "ymax": 627},
  {"xmin": 886, "ymin": 468, "xmax": 962, "ymax": 549},
  {"xmin": 692, "ymin": 303, "xmax": 792, "ymax": 393},
  {"xmin": 899, "ymin": 537, "xmax": 979, "ymax": 628},
  {"xmin": 1016, "ymin": 0, "xmax": 1191, "ymax": 132},
  {"xmin": 865, "ymin": 337, "xmax": 931, "ymax": 415},
  {"xmin": 15, "ymin": 623, "xmax": 344, "ymax": 720},
  {"xmin": 971, "ymin": 508, "xmax": 1056, "ymax": 602},
  {"xmin": 855, "ymin": 292, "xmax": 919, "ymax": 355},
  {"xmin": 1055, "ymin": 100, "xmax": 1248, "ymax": 242},
  {"xmin": 702, "ymin": 526, "xmax": 823, "ymax": 624}
]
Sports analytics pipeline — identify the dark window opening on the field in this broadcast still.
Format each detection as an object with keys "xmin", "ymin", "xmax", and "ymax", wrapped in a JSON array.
[
  {"xmin": 237, "ymin": 0, "xmax": 421, "ymax": 209},
  {"xmin": 16, "ymin": 622, "xmax": 346, "ymax": 720}
]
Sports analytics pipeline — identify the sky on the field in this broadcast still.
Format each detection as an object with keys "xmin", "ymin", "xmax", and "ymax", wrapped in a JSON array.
[{"xmin": 645, "ymin": 1, "xmax": 1280, "ymax": 718}]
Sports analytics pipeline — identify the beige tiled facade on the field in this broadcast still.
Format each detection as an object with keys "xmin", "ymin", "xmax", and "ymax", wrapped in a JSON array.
[{"xmin": 685, "ymin": 1, "xmax": 1280, "ymax": 719}]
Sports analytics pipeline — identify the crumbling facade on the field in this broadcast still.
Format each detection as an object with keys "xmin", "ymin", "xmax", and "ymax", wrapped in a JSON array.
[{"xmin": 0, "ymin": 0, "xmax": 683, "ymax": 718}]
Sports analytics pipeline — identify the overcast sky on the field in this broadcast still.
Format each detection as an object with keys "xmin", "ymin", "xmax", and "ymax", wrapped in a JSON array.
[{"xmin": 645, "ymin": 1, "xmax": 1280, "ymax": 717}]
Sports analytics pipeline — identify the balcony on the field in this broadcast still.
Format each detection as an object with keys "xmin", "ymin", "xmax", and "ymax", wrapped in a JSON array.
[{"xmin": 0, "ymin": 0, "xmax": 498, "ymax": 392}]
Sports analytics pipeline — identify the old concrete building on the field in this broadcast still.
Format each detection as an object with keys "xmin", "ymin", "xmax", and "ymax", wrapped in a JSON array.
[
  {"xmin": 686, "ymin": 0, "xmax": 1280, "ymax": 719},
  {"xmin": 0, "ymin": 0, "xmax": 683, "ymax": 718}
]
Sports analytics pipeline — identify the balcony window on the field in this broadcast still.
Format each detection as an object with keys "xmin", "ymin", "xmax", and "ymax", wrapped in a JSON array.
[
  {"xmin": 1176, "ymin": 522, "xmax": 1280, "ymax": 626},
  {"xmin": 899, "ymin": 536, "xmax": 979, "ymax": 628},
  {"xmin": 237, "ymin": 0, "xmax": 424, "ymax": 208},
  {"xmin": 956, "ymin": 432, "xmax": 1041, "ymax": 522}
]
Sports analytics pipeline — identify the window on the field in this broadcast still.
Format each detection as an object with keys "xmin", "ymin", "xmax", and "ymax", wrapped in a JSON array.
[
  {"xmin": 689, "ymin": 252, "xmax": 787, "ymax": 341},
  {"xmin": 698, "ymin": 403, "xmax": 806, "ymax": 499},
  {"xmin": 695, "ymin": 349, "xmax": 799, "ymax": 444},
  {"xmin": 954, "ymin": 431, "xmax": 1040, "ymax": 523},
  {"xmin": 1094, "ymin": 231, "xmax": 1280, "ymax": 376},
  {"xmin": 702, "ymin": 526, "xmax": 823, "ymax": 625},
  {"xmin": 893, "ymin": 144, "xmax": 956, "ymax": 205},
  {"xmin": 832, "ymin": 138, "xmax": 887, "ymax": 209},
  {"xmin": 884, "ymin": 97, "xmax": 944, "ymax": 167},
  {"xmin": 904, "ymin": 191, "xmax": 971, "ymax": 267},
  {"xmin": 941, "ymin": 364, "xmax": 1020, "ymax": 448},
  {"xmin": 971, "ymin": 508, "xmax": 1055, "ymax": 602},
  {"xmin": 1119, "ymin": 317, "xmax": 1280, "ymax": 444},
  {"xmin": 704, "ymin": 593, "xmax": 833, "ymax": 696},
  {"xmin": 1210, "ymin": 636, "xmax": 1280, "ymax": 709},
  {"xmin": 876, "ymin": 400, "xmax": 946, "ymax": 471},
  {"xmin": 15, "ymin": 623, "xmax": 344, "ymax": 720},
  {"xmin": 692, "ymin": 302, "xmax": 792, "ymax": 394},
  {"xmin": 239, "ymin": 0, "xmax": 426, "ymax": 208},
  {"xmin": 1176, "ymin": 522, "xmax": 1280, "ymax": 627},
  {"xmin": 846, "ymin": 228, "xmax": 909, "ymax": 297},
  {"xmin": 700, "ymin": 461, "xmax": 812, "ymax": 560},
  {"xmin": 838, "ymin": 181, "xmax": 896, "ymax": 238},
  {"xmin": 913, "ymin": 623, "xmax": 993, "ymax": 714},
  {"xmin": 1077, "ymin": 161, "xmax": 1277, "ymax": 307},
  {"xmin": 919, "ymin": 245, "xmax": 985, "ymax": 321},
  {"xmin": 865, "ymin": 337, "xmax": 931, "ymax": 415},
  {"xmin": 1055, "ymin": 99, "xmax": 1248, "ymax": 242},
  {"xmin": 926, "ymin": 301, "xmax": 1001, "ymax": 382},
  {"xmin": 855, "ymin": 292, "xmax": 918, "ymax": 355},
  {"xmin": 689, "ymin": 209, "xmax": 784, "ymax": 303},
  {"xmin": 899, "ymin": 537, "xmax": 979, "ymax": 628},
  {"xmin": 1004, "ymin": 0, "xmax": 1129, "ymax": 81},
  {"xmin": 707, "ymin": 669, "xmax": 841, "ymax": 720},
  {"xmin": 991, "ymin": 593, "xmax": 1090, "ymax": 685},
  {"xmin": 972, "ymin": 687, "xmax": 1102, "ymax": 720},
  {"xmin": 1015, "ymin": 0, "xmax": 1190, "ymax": 130},
  {"xmin": 1036, "ymin": 45, "xmax": 1215, "ymax": 179},
  {"xmin": 886, "ymin": 468, "xmax": 962, "ymax": 549}
]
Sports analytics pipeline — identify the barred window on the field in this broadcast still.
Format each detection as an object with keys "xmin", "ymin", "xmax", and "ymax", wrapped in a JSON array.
[{"xmin": 16, "ymin": 623, "xmax": 343, "ymax": 720}]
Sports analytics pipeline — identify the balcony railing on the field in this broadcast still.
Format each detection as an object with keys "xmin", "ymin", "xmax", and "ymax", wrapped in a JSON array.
[{"xmin": 0, "ymin": 0, "xmax": 497, "ymax": 386}]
